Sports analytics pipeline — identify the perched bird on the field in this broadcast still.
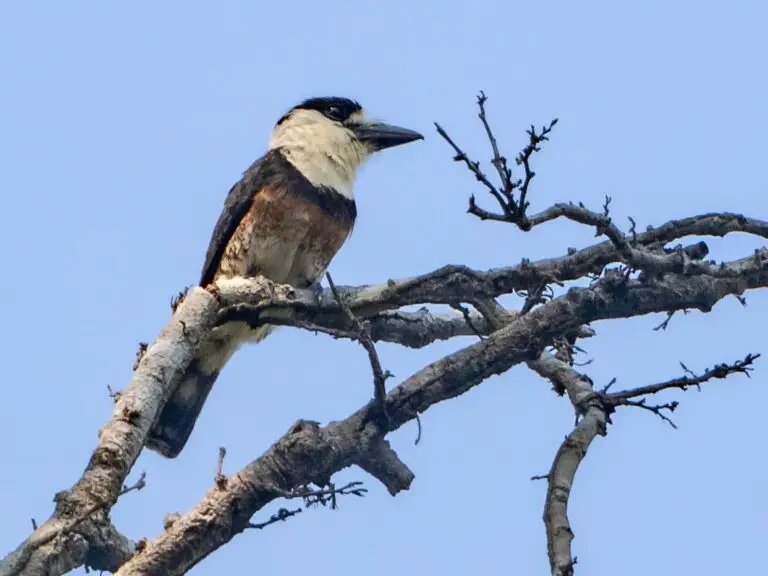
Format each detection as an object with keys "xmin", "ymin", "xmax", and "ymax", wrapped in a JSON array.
[{"xmin": 146, "ymin": 96, "xmax": 423, "ymax": 458}]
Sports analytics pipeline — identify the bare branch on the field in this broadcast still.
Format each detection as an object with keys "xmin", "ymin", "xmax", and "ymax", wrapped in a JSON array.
[
  {"xmin": 528, "ymin": 351, "xmax": 760, "ymax": 574},
  {"xmin": 286, "ymin": 481, "xmax": 368, "ymax": 509},
  {"xmin": 616, "ymin": 398, "xmax": 680, "ymax": 428},
  {"xmin": 132, "ymin": 342, "xmax": 148, "ymax": 371},
  {"xmin": 246, "ymin": 508, "xmax": 302, "ymax": 530},
  {"xmin": 653, "ymin": 310, "xmax": 676, "ymax": 331},
  {"xmin": 215, "ymin": 447, "xmax": 228, "ymax": 489},
  {"xmin": 0, "ymin": 289, "xmax": 221, "ymax": 576},
  {"xmin": 436, "ymin": 93, "xmax": 557, "ymax": 227},
  {"xmin": 0, "ymin": 471, "xmax": 146, "ymax": 576},
  {"xmin": 449, "ymin": 302, "xmax": 487, "ymax": 339},
  {"xmin": 597, "ymin": 354, "xmax": 760, "ymax": 428},
  {"xmin": 608, "ymin": 353, "xmax": 759, "ymax": 401},
  {"xmin": 476, "ymin": 91, "xmax": 514, "ymax": 196},
  {"xmin": 4, "ymin": 90, "xmax": 768, "ymax": 576},
  {"xmin": 215, "ymin": 247, "xmax": 768, "ymax": 349},
  {"xmin": 7, "ymin": 232, "xmax": 765, "ymax": 576},
  {"xmin": 528, "ymin": 353, "xmax": 607, "ymax": 576},
  {"xmin": 434, "ymin": 121, "xmax": 509, "ymax": 216},
  {"xmin": 109, "ymin": 254, "xmax": 767, "ymax": 574},
  {"xmin": 245, "ymin": 482, "xmax": 368, "ymax": 532},
  {"xmin": 326, "ymin": 272, "xmax": 390, "ymax": 421}
]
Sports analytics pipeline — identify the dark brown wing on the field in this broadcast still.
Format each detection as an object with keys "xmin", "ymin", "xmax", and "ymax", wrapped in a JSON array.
[{"xmin": 199, "ymin": 153, "xmax": 269, "ymax": 286}]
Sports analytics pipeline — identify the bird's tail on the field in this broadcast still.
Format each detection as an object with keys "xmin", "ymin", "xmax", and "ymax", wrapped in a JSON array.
[{"xmin": 146, "ymin": 323, "xmax": 274, "ymax": 458}]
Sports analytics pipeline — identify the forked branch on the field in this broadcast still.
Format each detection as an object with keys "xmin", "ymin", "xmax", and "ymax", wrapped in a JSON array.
[{"xmin": 3, "ymin": 93, "xmax": 767, "ymax": 576}]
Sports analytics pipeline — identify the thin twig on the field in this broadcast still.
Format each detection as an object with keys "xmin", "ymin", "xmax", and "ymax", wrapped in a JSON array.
[
  {"xmin": 132, "ymin": 342, "xmax": 148, "ymax": 371},
  {"xmin": 435, "ymin": 96, "xmax": 558, "ymax": 228},
  {"xmin": 246, "ymin": 482, "xmax": 368, "ymax": 531},
  {"xmin": 516, "ymin": 118, "xmax": 558, "ymax": 219},
  {"xmin": 286, "ymin": 481, "xmax": 369, "ymax": 510},
  {"xmin": 170, "ymin": 288, "xmax": 189, "ymax": 314},
  {"xmin": 450, "ymin": 303, "xmax": 486, "ymax": 339},
  {"xmin": 434, "ymin": 121, "xmax": 508, "ymax": 214},
  {"xmin": 106, "ymin": 384, "xmax": 121, "ymax": 403},
  {"xmin": 476, "ymin": 90, "xmax": 514, "ymax": 195},
  {"xmin": 414, "ymin": 413, "xmax": 423, "ymax": 445},
  {"xmin": 215, "ymin": 447, "xmax": 227, "ymax": 489},
  {"xmin": 616, "ymin": 398, "xmax": 679, "ymax": 428},
  {"xmin": 246, "ymin": 508, "xmax": 302, "ymax": 530},
  {"xmin": 653, "ymin": 311, "xmax": 676, "ymax": 331},
  {"xmin": 609, "ymin": 353, "xmax": 759, "ymax": 401},
  {"xmin": 596, "ymin": 354, "xmax": 759, "ymax": 428},
  {"xmin": 47, "ymin": 471, "xmax": 147, "ymax": 545},
  {"xmin": 326, "ymin": 272, "xmax": 390, "ymax": 421},
  {"xmin": 520, "ymin": 281, "xmax": 550, "ymax": 314}
]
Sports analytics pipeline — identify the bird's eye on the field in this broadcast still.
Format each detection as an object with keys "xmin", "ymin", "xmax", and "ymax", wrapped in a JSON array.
[{"xmin": 326, "ymin": 106, "xmax": 343, "ymax": 121}]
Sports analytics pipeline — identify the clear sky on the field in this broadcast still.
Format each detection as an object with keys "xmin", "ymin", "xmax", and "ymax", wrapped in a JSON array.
[{"xmin": 2, "ymin": 1, "xmax": 767, "ymax": 574}]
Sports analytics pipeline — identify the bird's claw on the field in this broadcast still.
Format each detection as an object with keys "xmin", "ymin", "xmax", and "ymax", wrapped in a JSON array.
[
  {"xmin": 362, "ymin": 396, "xmax": 390, "ymax": 432},
  {"xmin": 309, "ymin": 281, "xmax": 325, "ymax": 306}
]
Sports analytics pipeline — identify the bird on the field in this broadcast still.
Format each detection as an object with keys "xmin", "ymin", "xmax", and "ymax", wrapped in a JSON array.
[{"xmin": 145, "ymin": 96, "xmax": 423, "ymax": 458}]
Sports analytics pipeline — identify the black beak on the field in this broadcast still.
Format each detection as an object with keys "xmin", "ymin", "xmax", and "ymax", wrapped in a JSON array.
[{"xmin": 353, "ymin": 121, "xmax": 424, "ymax": 150}]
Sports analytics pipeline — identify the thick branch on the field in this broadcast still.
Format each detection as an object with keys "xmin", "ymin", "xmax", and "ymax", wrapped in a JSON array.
[
  {"xmin": 217, "ymin": 233, "xmax": 766, "ymax": 343},
  {"xmin": 4, "ymin": 80, "xmax": 765, "ymax": 576},
  {"xmin": 6, "ymin": 212, "xmax": 766, "ymax": 575},
  {"xmin": 530, "ymin": 353, "xmax": 606, "ymax": 576},
  {"xmin": 368, "ymin": 308, "xmax": 491, "ymax": 347},
  {"xmin": 217, "ymin": 247, "xmax": 768, "ymax": 341},
  {"xmin": 0, "ymin": 289, "xmax": 220, "ymax": 576},
  {"xmin": 115, "ymin": 249, "xmax": 767, "ymax": 574},
  {"xmin": 529, "ymin": 350, "xmax": 759, "ymax": 576},
  {"xmin": 114, "ymin": 418, "xmax": 415, "ymax": 576}
]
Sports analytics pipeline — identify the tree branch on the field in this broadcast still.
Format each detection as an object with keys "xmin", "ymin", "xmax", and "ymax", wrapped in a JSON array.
[
  {"xmin": 6, "ymin": 87, "xmax": 768, "ymax": 575},
  {"xmin": 608, "ymin": 353, "xmax": 759, "ymax": 401},
  {"xmin": 529, "ymin": 349, "xmax": 759, "ymax": 576},
  {"xmin": 113, "ymin": 248, "xmax": 768, "ymax": 574},
  {"xmin": 326, "ymin": 271, "xmax": 391, "ymax": 419},
  {"xmin": 529, "ymin": 353, "xmax": 606, "ymax": 576},
  {"xmin": 5, "ymin": 234, "xmax": 767, "ymax": 576},
  {"xmin": 0, "ymin": 290, "xmax": 220, "ymax": 576}
]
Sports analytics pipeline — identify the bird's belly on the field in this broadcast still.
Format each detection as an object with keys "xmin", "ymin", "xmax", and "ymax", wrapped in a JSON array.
[
  {"xmin": 287, "ymin": 224, "xmax": 349, "ymax": 287},
  {"xmin": 245, "ymin": 221, "xmax": 306, "ymax": 283},
  {"xmin": 218, "ymin": 187, "xmax": 352, "ymax": 287},
  {"xmin": 210, "ymin": 187, "xmax": 353, "ymax": 352}
]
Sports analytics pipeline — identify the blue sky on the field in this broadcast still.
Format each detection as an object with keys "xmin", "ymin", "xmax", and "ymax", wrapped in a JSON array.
[{"xmin": 2, "ymin": 1, "xmax": 767, "ymax": 574}]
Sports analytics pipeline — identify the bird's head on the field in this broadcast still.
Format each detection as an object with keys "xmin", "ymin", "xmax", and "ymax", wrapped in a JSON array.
[{"xmin": 269, "ymin": 96, "xmax": 423, "ymax": 199}]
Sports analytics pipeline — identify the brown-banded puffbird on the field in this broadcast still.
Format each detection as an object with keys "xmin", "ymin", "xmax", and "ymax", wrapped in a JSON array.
[{"xmin": 146, "ymin": 96, "xmax": 423, "ymax": 458}]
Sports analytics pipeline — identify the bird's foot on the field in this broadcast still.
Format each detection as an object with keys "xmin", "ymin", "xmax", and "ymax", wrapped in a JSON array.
[
  {"xmin": 362, "ymin": 395, "xmax": 390, "ymax": 433},
  {"xmin": 309, "ymin": 280, "xmax": 325, "ymax": 306}
]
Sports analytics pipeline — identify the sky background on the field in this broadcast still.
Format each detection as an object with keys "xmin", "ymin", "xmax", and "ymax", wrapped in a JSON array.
[{"xmin": 1, "ymin": 1, "xmax": 767, "ymax": 574}]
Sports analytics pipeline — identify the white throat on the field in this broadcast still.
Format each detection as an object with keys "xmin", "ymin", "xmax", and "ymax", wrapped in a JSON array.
[{"xmin": 269, "ymin": 109, "xmax": 370, "ymax": 200}]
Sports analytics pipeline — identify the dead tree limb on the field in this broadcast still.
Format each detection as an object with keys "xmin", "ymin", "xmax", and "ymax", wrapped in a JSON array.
[{"xmin": 3, "ymin": 93, "xmax": 767, "ymax": 576}]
